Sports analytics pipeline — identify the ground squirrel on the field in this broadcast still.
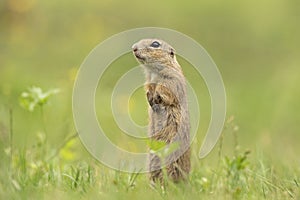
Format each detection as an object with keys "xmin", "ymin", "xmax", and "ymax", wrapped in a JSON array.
[{"xmin": 132, "ymin": 39, "xmax": 190, "ymax": 184}]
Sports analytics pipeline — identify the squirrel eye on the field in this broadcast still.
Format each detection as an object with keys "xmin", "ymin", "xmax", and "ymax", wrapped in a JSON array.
[
  {"xmin": 170, "ymin": 49, "xmax": 175, "ymax": 57},
  {"xmin": 150, "ymin": 41, "xmax": 160, "ymax": 48}
]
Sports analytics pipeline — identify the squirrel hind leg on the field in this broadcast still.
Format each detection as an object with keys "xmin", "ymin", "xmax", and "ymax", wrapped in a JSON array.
[
  {"xmin": 149, "ymin": 153, "xmax": 164, "ymax": 185},
  {"xmin": 166, "ymin": 157, "xmax": 190, "ymax": 183}
]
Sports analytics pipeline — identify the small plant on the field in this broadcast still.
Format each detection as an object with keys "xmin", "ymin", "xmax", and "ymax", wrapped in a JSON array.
[
  {"xmin": 19, "ymin": 86, "xmax": 60, "ymax": 112},
  {"xmin": 62, "ymin": 162, "xmax": 95, "ymax": 192},
  {"xmin": 19, "ymin": 86, "xmax": 60, "ymax": 135},
  {"xmin": 223, "ymin": 150, "xmax": 251, "ymax": 197},
  {"xmin": 224, "ymin": 150, "xmax": 251, "ymax": 178}
]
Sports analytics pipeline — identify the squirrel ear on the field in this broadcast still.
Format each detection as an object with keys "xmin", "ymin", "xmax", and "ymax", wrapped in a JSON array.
[{"xmin": 170, "ymin": 48, "xmax": 175, "ymax": 58}]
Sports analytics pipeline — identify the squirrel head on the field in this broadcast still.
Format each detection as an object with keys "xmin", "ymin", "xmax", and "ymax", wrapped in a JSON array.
[{"xmin": 132, "ymin": 39, "xmax": 181, "ymax": 73}]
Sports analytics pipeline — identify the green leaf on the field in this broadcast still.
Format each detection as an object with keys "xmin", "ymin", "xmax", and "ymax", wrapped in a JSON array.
[
  {"xmin": 162, "ymin": 142, "xmax": 179, "ymax": 157},
  {"xmin": 147, "ymin": 139, "xmax": 167, "ymax": 152},
  {"xmin": 147, "ymin": 139, "xmax": 180, "ymax": 158}
]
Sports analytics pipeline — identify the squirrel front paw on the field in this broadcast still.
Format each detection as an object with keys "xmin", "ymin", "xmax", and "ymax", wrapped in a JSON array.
[
  {"xmin": 151, "ymin": 104, "xmax": 160, "ymax": 112},
  {"xmin": 147, "ymin": 91, "xmax": 154, "ymax": 107},
  {"xmin": 154, "ymin": 93, "xmax": 163, "ymax": 104},
  {"xmin": 147, "ymin": 91, "xmax": 164, "ymax": 112}
]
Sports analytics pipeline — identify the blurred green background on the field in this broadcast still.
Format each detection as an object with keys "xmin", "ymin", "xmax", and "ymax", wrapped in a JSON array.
[{"xmin": 0, "ymin": 0, "xmax": 299, "ymax": 169}]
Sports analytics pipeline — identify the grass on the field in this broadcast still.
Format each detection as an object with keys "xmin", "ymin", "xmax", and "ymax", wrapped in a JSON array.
[{"xmin": 0, "ymin": 110, "xmax": 299, "ymax": 199}]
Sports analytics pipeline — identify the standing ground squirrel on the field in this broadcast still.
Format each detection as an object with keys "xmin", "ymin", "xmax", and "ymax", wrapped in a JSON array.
[{"xmin": 132, "ymin": 39, "xmax": 190, "ymax": 184}]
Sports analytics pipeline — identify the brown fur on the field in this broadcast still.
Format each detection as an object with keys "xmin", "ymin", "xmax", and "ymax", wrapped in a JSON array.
[{"xmin": 132, "ymin": 39, "xmax": 190, "ymax": 184}]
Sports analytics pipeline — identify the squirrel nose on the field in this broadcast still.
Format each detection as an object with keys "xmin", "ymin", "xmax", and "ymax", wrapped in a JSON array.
[{"xmin": 132, "ymin": 44, "xmax": 138, "ymax": 52}]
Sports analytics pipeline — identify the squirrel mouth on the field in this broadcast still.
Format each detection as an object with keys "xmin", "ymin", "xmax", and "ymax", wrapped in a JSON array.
[{"xmin": 134, "ymin": 52, "xmax": 145, "ymax": 61}]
